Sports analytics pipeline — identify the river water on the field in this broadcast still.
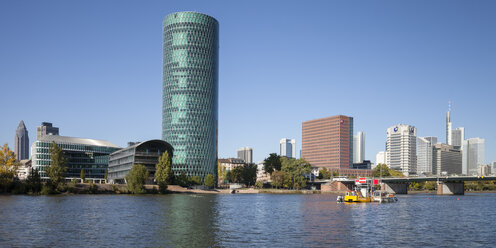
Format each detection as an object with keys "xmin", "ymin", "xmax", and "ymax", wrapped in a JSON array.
[{"xmin": 0, "ymin": 193, "xmax": 494, "ymax": 247}]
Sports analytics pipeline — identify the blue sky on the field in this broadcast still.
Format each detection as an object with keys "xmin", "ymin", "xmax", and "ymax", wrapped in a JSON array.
[{"xmin": 0, "ymin": 0, "xmax": 495, "ymax": 164}]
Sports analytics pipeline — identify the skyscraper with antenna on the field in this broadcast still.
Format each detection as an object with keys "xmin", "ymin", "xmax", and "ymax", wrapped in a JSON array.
[{"xmin": 446, "ymin": 102, "xmax": 452, "ymax": 145}]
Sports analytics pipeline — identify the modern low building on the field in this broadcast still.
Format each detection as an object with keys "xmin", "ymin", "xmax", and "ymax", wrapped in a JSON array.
[
  {"xmin": 432, "ymin": 144, "xmax": 462, "ymax": 175},
  {"xmin": 108, "ymin": 140, "xmax": 174, "ymax": 184},
  {"xmin": 31, "ymin": 135, "xmax": 121, "ymax": 181},
  {"xmin": 352, "ymin": 160, "xmax": 371, "ymax": 170}
]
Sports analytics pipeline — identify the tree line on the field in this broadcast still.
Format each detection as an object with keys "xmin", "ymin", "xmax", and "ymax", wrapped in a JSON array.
[{"xmin": 262, "ymin": 153, "xmax": 312, "ymax": 189}]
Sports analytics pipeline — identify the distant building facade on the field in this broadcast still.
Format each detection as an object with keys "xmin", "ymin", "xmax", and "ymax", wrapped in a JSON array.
[
  {"xmin": 32, "ymin": 135, "xmax": 121, "ymax": 181},
  {"xmin": 36, "ymin": 122, "xmax": 59, "ymax": 140},
  {"xmin": 17, "ymin": 159, "xmax": 32, "ymax": 180},
  {"xmin": 451, "ymin": 127, "xmax": 465, "ymax": 149},
  {"xmin": 237, "ymin": 147, "xmax": 253, "ymax": 164},
  {"xmin": 15, "ymin": 120, "xmax": 29, "ymax": 161},
  {"xmin": 302, "ymin": 115, "xmax": 371, "ymax": 176},
  {"xmin": 280, "ymin": 138, "xmax": 296, "ymax": 158},
  {"xmin": 462, "ymin": 138, "xmax": 485, "ymax": 175},
  {"xmin": 386, "ymin": 124, "xmax": 417, "ymax": 176},
  {"xmin": 353, "ymin": 131, "xmax": 365, "ymax": 163},
  {"xmin": 432, "ymin": 143, "xmax": 462, "ymax": 175},
  {"xmin": 417, "ymin": 137, "xmax": 434, "ymax": 175},
  {"xmin": 478, "ymin": 164, "xmax": 491, "ymax": 177},
  {"xmin": 376, "ymin": 151, "xmax": 387, "ymax": 166},
  {"xmin": 352, "ymin": 160, "xmax": 371, "ymax": 170},
  {"xmin": 108, "ymin": 140, "xmax": 173, "ymax": 184}
]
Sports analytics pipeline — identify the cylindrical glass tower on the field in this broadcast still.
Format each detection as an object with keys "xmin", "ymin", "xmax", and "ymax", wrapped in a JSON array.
[{"xmin": 162, "ymin": 12, "xmax": 218, "ymax": 181}]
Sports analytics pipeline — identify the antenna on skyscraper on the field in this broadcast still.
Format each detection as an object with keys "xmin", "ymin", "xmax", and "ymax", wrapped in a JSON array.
[{"xmin": 449, "ymin": 101, "xmax": 451, "ymax": 111}]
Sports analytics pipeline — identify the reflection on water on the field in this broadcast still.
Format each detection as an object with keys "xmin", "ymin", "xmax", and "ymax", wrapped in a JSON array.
[{"xmin": 1, "ymin": 193, "xmax": 496, "ymax": 247}]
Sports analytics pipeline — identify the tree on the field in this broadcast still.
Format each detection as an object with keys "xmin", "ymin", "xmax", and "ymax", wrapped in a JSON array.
[
  {"xmin": 155, "ymin": 151, "xmax": 173, "ymax": 193},
  {"xmin": 255, "ymin": 180, "xmax": 264, "ymax": 189},
  {"xmin": 264, "ymin": 153, "xmax": 281, "ymax": 175},
  {"xmin": 204, "ymin": 174, "xmax": 215, "ymax": 188},
  {"xmin": 231, "ymin": 166, "xmax": 244, "ymax": 184},
  {"xmin": 46, "ymin": 142, "xmax": 67, "ymax": 192},
  {"xmin": 0, "ymin": 144, "xmax": 18, "ymax": 192},
  {"xmin": 319, "ymin": 168, "xmax": 331, "ymax": 179},
  {"xmin": 26, "ymin": 168, "xmax": 42, "ymax": 194},
  {"xmin": 281, "ymin": 157, "xmax": 312, "ymax": 189},
  {"xmin": 225, "ymin": 170, "xmax": 232, "ymax": 183},
  {"xmin": 176, "ymin": 172, "xmax": 190, "ymax": 187},
  {"xmin": 271, "ymin": 170, "xmax": 285, "ymax": 189},
  {"xmin": 80, "ymin": 169, "xmax": 85, "ymax": 182},
  {"xmin": 125, "ymin": 164, "xmax": 149, "ymax": 194},
  {"xmin": 372, "ymin": 164, "xmax": 391, "ymax": 177},
  {"xmin": 242, "ymin": 163, "xmax": 257, "ymax": 186},
  {"xmin": 104, "ymin": 169, "xmax": 108, "ymax": 182},
  {"xmin": 190, "ymin": 176, "xmax": 202, "ymax": 185}
]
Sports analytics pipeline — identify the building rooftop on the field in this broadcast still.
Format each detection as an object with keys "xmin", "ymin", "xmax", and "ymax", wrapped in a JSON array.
[{"xmin": 37, "ymin": 135, "xmax": 121, "ymax": 148}]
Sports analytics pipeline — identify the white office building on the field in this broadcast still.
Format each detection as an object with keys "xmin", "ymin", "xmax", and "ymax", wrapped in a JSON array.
[
  {"xmin": 386, "ymin": 124, "xmax": 417, "ymax": 176},
  {"xmin": 280, "ymin": 138, "xmax": 296, "ymax": 158},
  {"xmin": 353, "ymin": 132, "xmax": 365, "ymax": 163},
  {"xmin": 446, "ymin": 104, "xmax": 453, "ymax": 145},
  {"xmin": 417, "ymin": 137, "xmax": 434, "ymax": 175},
  {"xmin": 462, "ymin": 138, "xmax": 484, "ymax": 175},
  {"xmin": 376, "ymin": 151, "xmax": 387, "ymax": 166}
]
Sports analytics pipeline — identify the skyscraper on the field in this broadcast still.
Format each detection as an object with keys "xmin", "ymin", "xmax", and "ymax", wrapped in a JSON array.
[
  {"xmin": 353, "ymin": 131, "xmax": 365, "ymax": 163},
  {"xmin": 446, "ymin": 102, "xmax": 452, "ymax": 145},
  {"xmin": 14, "ymin": 120, "xmax": 29, "ymax": 161},
  {"xmin": 36, "ymin": 122, "xmax": 59, "ymax": 140},
  {"xmin": 433, "ymin": 143, "xmax": 462, "ymax": 175},
  {"xmin": 451, "ymin": 127, "xmax": 465, "ymax": 149},
  {"xmin": 375, "ymin": 151, "xmax": 387, "ymax": 166},
  {"xmin": 237, "ymin": 147, "xmax": 253, "ymax": 164},
  {"xmin": 162, "ymin": 12, "xmax": 219, "ymax": 180},
  {"xmin": 417, "ymin": 137, "xmax": 433, "ymax": 175},
  {"xmin": 302, "ymin": 115, "xmax": 353, "ymax": 170},
  {"xmin": 386, "ymin": 124, "xmax": 417, "ymax": 176},
  {"xmin": 280, "ymin": 138, "xmax": 296, "ymax": 158},
  {"xmin": 462, "ymin": 138, "xmax": 485, "ymax": 175}
]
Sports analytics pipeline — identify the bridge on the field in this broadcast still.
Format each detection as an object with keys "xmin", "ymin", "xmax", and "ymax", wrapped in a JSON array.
[{"xmin": 315, "ymin": 176, "xmax": 496, "ymax": 195}]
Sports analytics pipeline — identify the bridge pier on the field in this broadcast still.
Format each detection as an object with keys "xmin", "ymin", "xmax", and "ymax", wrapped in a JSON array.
[
  {"xmin": 321, "ymin": 181, "xmax": 353, "ymax": 192},
  {"xmin": 382, "ymin": 182, "xmax": 408, "ymax": 194},
  {"xmin": 437, "ymin": 181, "xmax": 464, "ymax": 195}
]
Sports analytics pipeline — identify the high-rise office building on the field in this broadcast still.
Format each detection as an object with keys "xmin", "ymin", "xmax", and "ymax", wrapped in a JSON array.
[
  {"xmin": 280, "ymin": 138, "xmax": 296, "ymax": 158},
  {"xmin": 424, "ymin": 136, "xmax": 438, "ymax": 146},
  {"xmin": 451, "ymin": 127, "xmax": 465, "ymax": 149},
  {"xmin": 417, "ymin": 137, "xmax": 433, "ymax": 175},
  {"xmin": 353, "ymin": 132, "xmax": 365, "ymax": 163},
  {"xmin": 386, "ymin": 124, "xmax": 417, "ymax": 176},
  {"xmin": 462, "ymin": 138, "xmax": 485, "ymax": 175},
  {"xmin": 432, "ymin": 143, "xmax": 462, "ymax": 175},
  {"xmin": 237, "ymin": 147, "xmax": 253, "ymax": 164},
  {"xmin": 14, "ymin": 120, "xmax": 29, "ymax": 161},
  {"xmin": 36, "ymin": 122, "xmax": 59, "ymax": 140},
  {"xmin": 446, "ymin": 103, "xmax": 452, "ymax": 145},
  {"xmin": 376, "ymin": 151, "xmax": 387, "ymax": 166},
  {"xmin": 302, "ymin": 115, "xmax": 353, "ymax": 170},
  {"xmin": 162, "ymin": 12, "xmax": 219, "ymax": 180}
]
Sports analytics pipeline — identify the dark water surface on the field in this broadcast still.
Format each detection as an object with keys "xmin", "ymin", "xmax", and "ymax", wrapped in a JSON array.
[{"xmin": 0, "ymin": 193, "xmax": 495, "ymax": 247}]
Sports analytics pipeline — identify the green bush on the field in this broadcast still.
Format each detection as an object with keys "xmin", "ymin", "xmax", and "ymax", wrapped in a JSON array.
[{"xmin": 125, "ymin": 164, "xmax": 149, "ymax": 194}]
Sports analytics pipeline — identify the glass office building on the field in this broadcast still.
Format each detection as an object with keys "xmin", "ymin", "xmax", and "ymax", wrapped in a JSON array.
[
  {"xmin": 162, "ymin": 12, "xmax": 218, "ymax": 180},
  {"xmin": 31, "ymin": 135, "xmax": 121, "ymax": 180}
]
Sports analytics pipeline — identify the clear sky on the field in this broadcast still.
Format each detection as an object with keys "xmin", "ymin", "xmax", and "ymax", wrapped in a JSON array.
[{"xmin": 0, "ymin": 0, "xmax": 495, "ymax": 164}]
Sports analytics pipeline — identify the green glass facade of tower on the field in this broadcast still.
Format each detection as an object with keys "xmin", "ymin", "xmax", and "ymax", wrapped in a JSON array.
[{"xmin": 162, "ymin": 12, "xmax": 218, "ymax": 181}]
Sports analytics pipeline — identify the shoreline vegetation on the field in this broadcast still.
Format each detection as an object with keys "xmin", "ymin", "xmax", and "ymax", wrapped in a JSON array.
[{"xmin": 2, "ymin": 182, "xmax": 496, "ymax": 196}]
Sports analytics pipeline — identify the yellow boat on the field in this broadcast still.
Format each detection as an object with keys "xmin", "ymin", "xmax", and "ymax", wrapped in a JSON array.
[{"xmin": 343, "ymin": 190, "xmax": 371, "ymax": 203}]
